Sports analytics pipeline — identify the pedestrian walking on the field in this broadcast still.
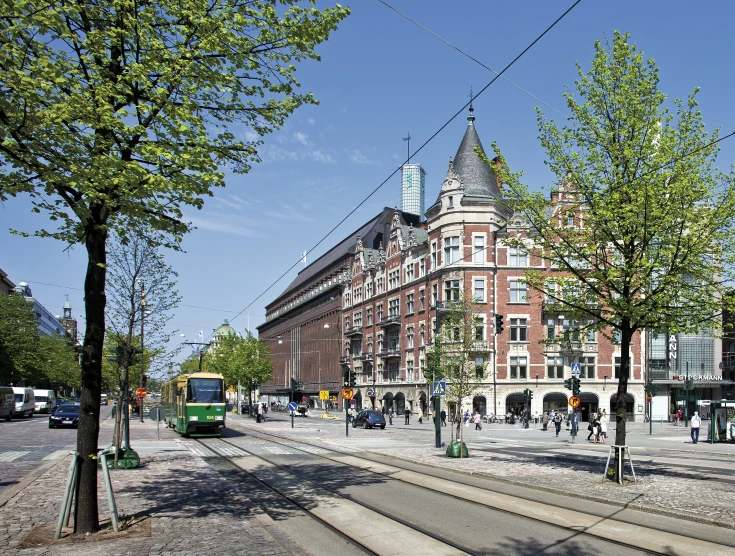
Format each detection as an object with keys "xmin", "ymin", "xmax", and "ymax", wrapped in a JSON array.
[
  {"xmin": 675, "ymin": 408, "xmax": 683, "ymax": 427},
  {"xmin": 474, "ymin": 412, "xmax": 482, "ymax": 430},
  {"xmin": 553, "ymin": 412, "xmax": 562, "ymax": 436},
  {"xmin": 388, "ymin": 407, "xmax": 393, "ymax": 425},
  {"xmin": 463, "ymin": 410, "xmax": 470, "ymax": 428},
  {"xmin": 418, "ymin": 408, "xmax": 424, "ymax": 424},
  {"xmin": 542, "ymin": 411, "xmax": 549, "ymax": 431},
  {"xmin": 505, "ymin": 411, "xmax": 511, "ymax": 424},
  {"xmin": 404, "ymin": 408, "xmax": 410, "ymax": 425},
  {"xmin": 690, "ymin": 411, "xmax": 701, "ymax": 444},
  {"xmin": 440, "ymin": 409, "xmax": 447, "ymax": 426},
  {"xmin": 599, "ymin": 410, "xmax": 608, "ymax": 444},
  {"xmin": 592, "ymin": 414, "xmax": 601, "ymax": 443},
  {"xmin": 534, "ymin": 410, "xmax": 539, "ymax": 424},
  {"xmin": 587, "ymin": 413, "xmax": 597, "ymax": 441}
]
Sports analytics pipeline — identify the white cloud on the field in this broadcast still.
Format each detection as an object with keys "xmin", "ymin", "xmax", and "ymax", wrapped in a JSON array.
[
  {"xmin": 307, "ymin": 118, "xmax": 315, "ymax": 126},
  {"xmin": 265, "ymin": 145, "xmax": 335, "ymax": 164},
  {"xmin": 243, "ymin": 130, "xmax": 259, "ymax": 142},
  {"xmin": 294, "ymin": 132, "xmax": 310, "ymax": 146},
  {"xmin": 187, "ymin": 214, "xmax": 262, "ymax": 238},
  {"xmin": 349, "ymin": 150, "xmax": 371, "ymax": 165}
]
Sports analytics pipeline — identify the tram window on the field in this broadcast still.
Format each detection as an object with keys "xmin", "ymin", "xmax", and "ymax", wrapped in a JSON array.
[{"xmin": 187, "ymin": 379, "xmax": 224, "ymax": 403}]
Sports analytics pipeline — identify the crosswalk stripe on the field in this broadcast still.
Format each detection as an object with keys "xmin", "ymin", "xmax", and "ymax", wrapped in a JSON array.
[{"xmin": 0, "ymin": 451, "xmax": 31, "ymax": 462}]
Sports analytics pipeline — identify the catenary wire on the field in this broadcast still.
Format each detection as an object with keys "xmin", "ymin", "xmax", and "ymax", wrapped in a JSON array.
[
  {"xmin": 376, "ymin": 0, "xmax": 569, "ymax": 119},
  {"xmin": 222, "ymin": 0, "xmax": 585, "ymax": 337}
]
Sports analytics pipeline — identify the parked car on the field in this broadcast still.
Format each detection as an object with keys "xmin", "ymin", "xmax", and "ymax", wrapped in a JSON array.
[
  {"xmin": 48, "ymin": 404, "xmax": 81, "ymax": 429},
  {"xmin": 352, "ymin": 409, "xmax": 386, "ymax": 429},
  {"xmin": 296, "ymin": 404, "xmax": 310, "ymax": 417},
  {"xmin": 12, "ymin": 387, "xmax": 35, "ymax": 418}
]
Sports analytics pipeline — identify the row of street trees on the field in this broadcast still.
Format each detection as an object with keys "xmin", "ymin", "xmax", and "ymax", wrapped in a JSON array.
[{"xmin": 0, "ymin": 294, "xmax": 80, "ymax": 390}]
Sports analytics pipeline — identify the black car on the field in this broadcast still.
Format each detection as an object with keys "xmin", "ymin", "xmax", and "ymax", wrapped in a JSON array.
[
  {"xmin": 49, "ymin": 404, "xmax": 80, "ymax": 429},
  {"xmin": 352, "ymin": 409, "xmax": 386, "ymax": 429}
]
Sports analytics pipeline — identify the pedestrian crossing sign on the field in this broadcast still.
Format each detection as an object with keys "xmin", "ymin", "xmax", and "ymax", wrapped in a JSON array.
[
  {"xmin": 571, "ymin": 362, "xmax": 581, "ymax": 375},
  {"xmin": 432, "ymin": 380, "xmax": 446, "ymax": 397}
]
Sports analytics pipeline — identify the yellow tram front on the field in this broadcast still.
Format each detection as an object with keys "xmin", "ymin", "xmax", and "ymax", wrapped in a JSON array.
[{"xmin": 165, "ymin": 372, "xmax": 225, "ymax": 437}]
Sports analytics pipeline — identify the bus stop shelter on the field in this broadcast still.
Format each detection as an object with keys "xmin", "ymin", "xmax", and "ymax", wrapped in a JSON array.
[{"xmin": 700, "ymin": 400, "xmax": 735, "ymax": 443}]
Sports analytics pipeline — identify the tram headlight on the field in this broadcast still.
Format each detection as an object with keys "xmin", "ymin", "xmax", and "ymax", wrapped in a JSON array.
[
  {"xmin": 190, "ymin": 416, "xmax": 198, "ymax": 421},
  {"xmin": 215, "ymin": 416, "xmax": 223, "ymax": 420}
]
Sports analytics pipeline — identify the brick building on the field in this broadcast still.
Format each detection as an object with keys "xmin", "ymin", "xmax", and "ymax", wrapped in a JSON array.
[{"xmin": 260, "ymin": 107, "xmax": 646, "ymax": 420}]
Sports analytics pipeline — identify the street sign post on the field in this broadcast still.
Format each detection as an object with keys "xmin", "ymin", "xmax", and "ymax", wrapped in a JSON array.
[
  {"xmin": 136, "ymin": 387, "xmax": 147, "ymax": 398},
  {"xmin": 342, "ymin": 387, "xmax": 354, "ymax": 400},
  {"xmin": 432, "ymin": 380, "xmax": 446, "ymax": 397},
  {"xmin": 571, "ymin": 362, "xmax": 581, "ymax": 375},
  {"xmin": 148, "ymin": 407, "xmax": 163, "ymax": 440},
  {"xmin": 342, "ymin": 387, "xmax": 353, "ymax": 438},
  {"xmin": 319, "ymin": 390, "xmax": 329, "ymax": 400},
  {"xmin": 288, "ymin": 401, "xmax": 298, "ymax": 429},
  {"xmin": 569, "ymin": 395, "xmax": 581, "ymax": 408}
]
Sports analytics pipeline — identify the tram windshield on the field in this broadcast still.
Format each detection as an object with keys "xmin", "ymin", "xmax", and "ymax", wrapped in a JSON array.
[{"xmin": 187, "ymin": 378, "xmax": 224, "ymax": 403}]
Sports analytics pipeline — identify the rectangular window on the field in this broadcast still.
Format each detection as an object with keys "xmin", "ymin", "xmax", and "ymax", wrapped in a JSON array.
[
  {"xmin": 448, "ymin": 195, "xmax": 454, "ymax": 208},
  {"xmin": 547, "ymin": 357, "xmax": 564, "ymax": 379},
  {"xmin": 388, "ymin": 269, "xmax": 400, "ymax": 290},
  {"xmin": 418, "ymin": 358, "xmax": 425, "ymax": 382},
  {"xmin": 444, "ymin": 236, "xmax": 460, "ymax": 265},
  {"xmin": 388, "ymin": 298, "xmax": 400, "ymax": 317},
  {"xmin": 474, "ymin": 317, "xmax": 484, "ymax": 341},
  {"xmin": 567, "ymin": 212, "xmax": 574, "ymax": 227},
  {"xmin": 420, "ymin": 323, "xmax": 425, "ymax": 346},
  {"xmin": 431, "ymin": 242, "xmax": 437, "ymax": 270},
  {"xmin": 509, "ymin": 247, "xmax": 528, "ymax": 267},
  {"xmin": 510, "ymin": 356, "xmax": 528, "ymax": 380},
  {"xmin": 351, "ymin": 339, "xmax": 361, "ymax": 357},
  {"xmin": 419, "ymin": 257, "xmax": 426, "ymax": 277},
  {"xmin": 377, "ymin": 305, "xmax": 383, "ymax": 322},
  {"xmin": 581, "ymin": 356, "xmax": 595, "ymax": 379},
  {"xmin": 614, "ymin": 356, "xmax": 629, "ymax": 379},
  {"xmin": 406, "ymin": 264, "xmax": 414, "ymax": 283},
  {"xmin": 377, "ymin": 334, "xmax": 383, "ymax": 354},
  {"xmin": 406, "ymin": 293, "xmax": 414, "ymax": 314},
  {"xmin": 510, "ymin": 318, "xmax": 528, "ymax": 342},
  {"xmin": 407, "ymin": 326, "xmax": 414, "ymax": 349},
  {"xmin": 475, "ymin": 356, "xmax": 485, "ymax": 380},
  {"xmin": 353, "ymin": 311, "xmax": 362, "ymax": 328},
  {"xmin": 389, "ymin": 362, "xmax": 399, "ymax": 382},
  {"xmin": 509, "ymin": 280, "xmax": 527, "ymax": 303},
  {"xmin": 473, "ymin": 279, "xmax": 485, "ymax": 302},
  {"xmin": 444, "ymin": 279, "xmax": 460, "ymax": 302},
  {"xmin": 547, "ymin": 318, "xmax": 556, "ymax": 340},
  {"xmin": 419, "ymin": 289, "xmax": 425, "ymax": 310},
  {"xmin": 407, "ymin": 360, "xmax": 414, "ymax": 381},
  {"xmin": 585, "ymin": 320, "xmax": 596, "ymax": 342},
  {"xmin": 366, "ymin": 307, "xmax": 373, "ymax": 326},
  {"xmin": 367, "ymin": 337, "xmax": 373, "ymax": 354},
  {"xmin": 432, "ymin": 284, "xmax": 438, "ymax": 306},
  {"xmin": 474, "ymin": 235, "xmax": 485, "ymax": 264}
]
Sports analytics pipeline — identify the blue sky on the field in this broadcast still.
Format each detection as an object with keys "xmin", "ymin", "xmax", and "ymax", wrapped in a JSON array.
[{"xmin": 3, "ymin": 0, "xmax": 735, "ymax": 374}]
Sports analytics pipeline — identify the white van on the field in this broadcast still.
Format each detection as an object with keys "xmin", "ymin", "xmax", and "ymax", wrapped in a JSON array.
[
  {"xmin": 100, "ymin": 393, "xmax": 108, "ymax": 406},
  {"xmin": 34, "ymin": 389, "xmax": 57, "ymax": 414},
  {"xmin": 12, "ymin": 387, "xmax": 35, "ymax": 418}
]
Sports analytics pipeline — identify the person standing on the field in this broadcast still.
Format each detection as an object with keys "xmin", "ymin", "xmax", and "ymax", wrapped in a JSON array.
[
  {"xmin": 690, "ymin": 411, "xmax": 701, "ymax": 444},
  {"xmin": 463, "ymin": 410, "xmax": 470, "ymax": 428},
  {"xmin": 474, "ymin": 412, "xmax": 482, "ymax": 430},
  {"xmin": 592, "ymin": 413, "xmax": 601, "ymax": 444},
  {"xmin": 440, "ymin": 409, "xmax": 447, "ymax": 426},
  {"xmin": 534, "ymin": 410, "xmax": 539, "ymax": 424},
  {"xmin": 570, "ymin": 411, "xmax": 579, "ymax": 437},
  {"xmin": 587, "ymin": 413, "xmax": 597, "ymax": 441},
  {"xmin": 542, "ymin": 411, "xmax": 549, "ymax": 431},
  {"xmin": 388, "ymin": 407, "xmax": 394, "ymax": 425},
  {"xmin": 404, "ymin": 407, "xmax": 410, "ymax": 425},
  {"xmin": 418, "ymin": 408, "xmax": 424, "ymax": 424}
]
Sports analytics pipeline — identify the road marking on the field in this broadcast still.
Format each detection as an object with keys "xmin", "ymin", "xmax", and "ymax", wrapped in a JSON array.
[
  {"xmin": 42, "ymin": 450, "xmax": 69, "ymax": 461},
  {"xmin": 0, "ymin": 451, "xmax": 30, "ymax": 462}
]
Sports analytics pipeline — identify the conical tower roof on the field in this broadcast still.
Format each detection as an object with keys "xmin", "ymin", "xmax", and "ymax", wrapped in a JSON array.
[{"xmin": 451, "ymin": 107, "xmax": 500, "ymax": 198}]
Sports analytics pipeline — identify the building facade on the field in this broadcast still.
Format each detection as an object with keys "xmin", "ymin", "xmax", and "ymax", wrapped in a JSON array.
[
  {"xmin": 260, "ymin": 108, "xmax": 656, "ymax": 420},
  {"xmin": 13, "ymin": 281, "xmax": 68, "ymax": 337},
  {"xmin": 401, "ymin": 163, "xmax": 426, "ymax": 218}
]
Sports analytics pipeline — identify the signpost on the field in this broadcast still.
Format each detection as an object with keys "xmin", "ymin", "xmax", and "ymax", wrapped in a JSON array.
[
  {"xmin": 342, "ymin": 387, "xmax": 353, "ymax": 437},
  {"xmin": 287, "ymin": 401, "xmax": 298, "ymax": 429},
  {"xmin": 432, "ymin": 381, "xmax": 446, "ymax": 397},
  {"xmin": 136, "ymin": 388, "xmax": 147, "ymax": 398},
  {"xmin": 569, "ymin": 395, "xmax": 581, "ymax": 408},
  {"xmin": 571, "ymin": 362, "xmax": 581, "ymax": 375},
  {"xmin": 148, "ymin": 407, "xmax": 163, "ymax": 440}
]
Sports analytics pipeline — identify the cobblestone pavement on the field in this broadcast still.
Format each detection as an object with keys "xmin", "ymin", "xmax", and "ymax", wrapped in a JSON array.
[
  {"xmin": 236, "ymin": 417, "xmax": 735, "ymax": 530},
  {"xmin": 0, "ymin": 412, "xmax": 311, "ymax": 556}
]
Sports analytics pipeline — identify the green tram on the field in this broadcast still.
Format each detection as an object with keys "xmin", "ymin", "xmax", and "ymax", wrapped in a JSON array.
[{"xmin": 163, "ymin": 372, "xmax": 226, "ymax": 437}]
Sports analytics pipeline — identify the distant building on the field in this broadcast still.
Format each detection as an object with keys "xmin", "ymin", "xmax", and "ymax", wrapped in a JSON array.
[
  {"xmin": 13, "ymin": 281, "xmax": 68, "ymax": 336},
  {"xmin": 58, "ymin": 297, "xmax": 78, "ymax": 342},
  {"xmin": 0, "ymin": 268, "xmax": 15, "ymax": 296},
  {"xmin": 401, "ymin": 163, "xmax": 426, "ymax": 218}
]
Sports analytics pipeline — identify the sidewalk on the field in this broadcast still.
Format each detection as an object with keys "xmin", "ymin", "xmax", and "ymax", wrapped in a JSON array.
[
  {"xmin": 0, "ymin": 415, "xmax": 307, "ymax": 555},
  {"xmin": 239, "ymin": 416, "xmax": 735, "ymax": 531}
]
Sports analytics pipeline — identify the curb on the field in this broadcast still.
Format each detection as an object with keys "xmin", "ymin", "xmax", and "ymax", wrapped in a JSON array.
[
  {"xmin": 372, "ymin": 449, "xmax": 735, "ymax": 531},
  {"xmin": 0, "ymin": 452, "xmax": 69, "ymax": 509}
]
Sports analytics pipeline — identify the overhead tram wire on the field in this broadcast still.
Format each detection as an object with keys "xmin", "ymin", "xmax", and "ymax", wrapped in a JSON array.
[
  {"xmin": 224, "ymin": 0, "xmax": 585, "ymax": 331},
  {"xmin": 377, "ymin": 0, "xmax": 569, "ymax": 119}
]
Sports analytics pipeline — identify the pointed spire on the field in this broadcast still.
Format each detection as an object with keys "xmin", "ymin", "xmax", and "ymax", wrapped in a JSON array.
[{"xmin": 467, "ymin": 86, "xmax": 475, "ymax": 125}]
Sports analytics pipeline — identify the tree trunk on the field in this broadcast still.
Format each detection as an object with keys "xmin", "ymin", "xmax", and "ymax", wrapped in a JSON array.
[
  {"xmin": 74, "ymin": 218, "xmax": 108, "ymax": 533},
  {"xmin": 613, "ymin": 322, "xmax": 632, "ymax": 483}
]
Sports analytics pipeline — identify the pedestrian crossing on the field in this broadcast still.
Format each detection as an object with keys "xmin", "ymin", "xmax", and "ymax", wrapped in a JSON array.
[{"xmin": 0, "ymin": 451, "xmax": 30, "ymax": 462}]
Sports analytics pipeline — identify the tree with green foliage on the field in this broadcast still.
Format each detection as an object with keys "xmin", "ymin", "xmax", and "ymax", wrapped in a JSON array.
[
  {"xmin": 205, "ymin": 330, "xmax": 273, "ymax": 414},
  {"xmin": 0, "ymin": 0, "xmax": 348, "ymax": 532},
  {"xmin": 491, "ymin": 32, "xmax": 735, "ymax": 481},
  {"xmin": 437, "ymin": 292, "xmax": 489, "ymax": 453}
]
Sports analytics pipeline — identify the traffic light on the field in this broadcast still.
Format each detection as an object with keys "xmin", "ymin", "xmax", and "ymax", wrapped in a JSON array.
[
  {"xmin": 572, "ymin": 377, "xmax": 581, "ymax": 396},
  {"xmin": 349, "ymin": 370, "xmax": 357, "ymax": 387},
  {"xmin": 342, "ymin": 368, "xmax": 350, "ymax": 386},
  {"xmin": 528, "ymin": 390, "xmax": 533, "ymax": 401},
  {"xmin": 494, "ymin": 314, "xmax": 504, "ymax": 335},
  {"xmin": 290, "ymin": 377, "xmax": 301, "ymax": 392},
  {"xmin": 564, "ymin": 378, "xmax": 573, "ymax": 391},
  {"xmin": 143, "ymin": 375, "xmax": 148, "ymax": 387},
  {"xmin": 131, "ymin": 347, "xmax": 144, "ymax": 365}
]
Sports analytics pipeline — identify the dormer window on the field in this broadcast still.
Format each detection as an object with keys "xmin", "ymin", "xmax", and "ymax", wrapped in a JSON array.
[{"xmin": 448, "ymin": 196, "xmax": 454, "ymax": 209}]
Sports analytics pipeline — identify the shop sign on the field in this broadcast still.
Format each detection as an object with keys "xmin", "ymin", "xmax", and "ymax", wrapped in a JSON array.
[{"xmin": 671, "ymin": 375, "xmax": 722, "ymax": 381}]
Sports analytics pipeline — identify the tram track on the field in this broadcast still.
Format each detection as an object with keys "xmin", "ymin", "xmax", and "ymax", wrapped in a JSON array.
[{"xmin": 214, "ymin": 425, "xmax": 735, "ymax": 555}]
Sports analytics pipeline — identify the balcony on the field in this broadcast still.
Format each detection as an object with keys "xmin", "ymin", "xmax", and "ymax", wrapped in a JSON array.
[
  {"xmin": 339, "ymin": 355, "xmax": 351, "ymax": 365},
  {"xmin": 345, "ymin": 326, "xmax": 363, "ymax": 337},
  {"xmin": 436, "ymin": 301, "xmax": 458, "ymax": 312},
  {"xmin": 353, "ymin": 352, "xmax": 373, "ymax": 362},
  {"xmin": 378, "ymin": 347, "xmax": 401, "ymax": 359},
  {"xmin": 472, "ymin": 340, "xmax": 490, "ymax": 352},
  {"xmin": 378, "ymin": 314, "xmax": 402, "ymax": 328}
]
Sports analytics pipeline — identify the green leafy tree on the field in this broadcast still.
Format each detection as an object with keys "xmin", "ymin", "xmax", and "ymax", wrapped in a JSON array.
[
  {"xmin": 0, "ymin": 293, "xmax": 42, "ymax": 385},
  {"xmin": 492, "ymin": 32, "xmax": 735, "ymax": 481},
  {"xmin": 0, "ymin": 0, "xmax": 348, "ymax": 532},
  {"xmin": 438, "ymin": 292, "xmax": 488, "ymax": 452},
  {"xmin": 37, "ymin": 334, "xmax": 82, "ymax": 391}
]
